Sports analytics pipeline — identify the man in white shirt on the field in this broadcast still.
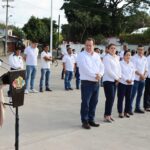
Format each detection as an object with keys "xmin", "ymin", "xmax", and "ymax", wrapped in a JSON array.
[
  {"xmin": 120, "ymin": 44, "xmax": 128, "ymax": 61},
  {"xmin": 130, "ymin": 45, "xmax": 148, "ymax": 114},
  {"xmin": 24, "ymin": 41, "xmax": 39, "ymax": 94},
  {"xmin": 62, "ymin": 47, "xmax": 75, "ymax": 90},
  {"xmin": 39, "ymin": 44, "xmax": 52, "ymax": 92},
  {"xmin": 61, "ymin": 44, "xmax": 70, "ymax": 79},
  {"xmin": 77, "ymin": 38, "xmax": 104, "ymax": 129}
]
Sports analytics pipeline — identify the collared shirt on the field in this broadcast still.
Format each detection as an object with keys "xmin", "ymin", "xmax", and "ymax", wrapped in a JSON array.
[
  {"xmin": 24, "ymin": 46, "xmax": 39, "ymax": 66},
  {"xmin": 119, "ymin": 50, "xmax": 125, "ymax": 60},
  {"xmin": 77, "ymin": 51, "xmax": 104, "ymax": 82},
  {"xmin": 131, "ymin": 54, "xmax": 148, "ymax": 81},
  {"xmin": 8, "ymin": 53, "xmax": 24, "ymax": 69},
  {"xmin": 147, "ymin": 55, "xmax": 150, "ymax": 78},
  {"xmin": 103, "ymin": 54, "xmax": 121, "ymax": 82},
  {"xmin": 120, "ymin": 60, "xmax": 135, "ymax": 85},
  {"xmin": 41, "ymin": 51, "xmax": 52, "ymax": 69},
  {"xmin": 62, "ymin": 54, "xmax": 75, "ymax": 71}
]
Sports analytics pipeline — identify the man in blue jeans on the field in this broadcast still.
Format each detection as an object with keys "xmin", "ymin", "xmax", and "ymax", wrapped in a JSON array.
[
  {"xmin": 77, "ymin": 38, "xmax": 104, "ymax": 129},
  {"xmin": 62, "ymin": 48, "xmax": 75, "ymax": 90},
  {"xmin": 39, "ymin": 44, "xmax": 52, "ymax": 92},
  {"xmin": 24, "ymin": 41, "xmax": 39, "ymax": 94},
  {"xmin": 130, "ymin": 45, "xmax": 148, "ymax": 114}
]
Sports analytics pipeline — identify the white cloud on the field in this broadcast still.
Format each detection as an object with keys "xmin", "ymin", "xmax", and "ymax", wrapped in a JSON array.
[{"xmin": 0, "ymin": 0, "xmax": 68, "ymax": 27}]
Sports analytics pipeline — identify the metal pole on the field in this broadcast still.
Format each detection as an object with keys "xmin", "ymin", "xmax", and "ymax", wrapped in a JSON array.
[
  {"xmin": 57, "ymin": 15, "xmax": 60, "ymax": 47},
  {"xmin": 5, "ymin": 0, "xmax": 9, "ymax": 56},
  {"xmin": 57, "ymin": 15, "xmax": 60, "ymax": 57},
  {"xmin": 15, "ymin": 107, "xmax": 19, "ymax": 150},
  {"xmin": 50, "ymin": 0, "xmax": 53, "ymax": 55}
]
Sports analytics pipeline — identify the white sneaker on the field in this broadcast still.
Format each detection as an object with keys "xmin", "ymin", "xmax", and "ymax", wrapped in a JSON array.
[
  {"xmin": 29, "ymin": 89, "xmax": 38, "ymax": 93},
  {"xmin": 24, "ymin": 89, "xmax": 29, "ymax": 94}
]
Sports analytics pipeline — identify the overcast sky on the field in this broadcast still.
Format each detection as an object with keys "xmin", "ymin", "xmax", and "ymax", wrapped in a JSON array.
[{"xmin": 0, "ymin": 0, "xmax": 68, "ymax": 27}]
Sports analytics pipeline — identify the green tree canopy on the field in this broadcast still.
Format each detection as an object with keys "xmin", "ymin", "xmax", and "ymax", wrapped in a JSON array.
[
  {"xmin": 23, "ymin": 16, "xmax": 58, "ymax": 47},
  {"xmin": 61, "ymin": 0, "xmax": 150, "ymax": 43}
]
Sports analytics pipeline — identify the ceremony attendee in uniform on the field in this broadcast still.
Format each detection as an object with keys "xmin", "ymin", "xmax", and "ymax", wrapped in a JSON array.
[
  {"xmin": 24, "ymin": 41, "xmax": 39, "ymax": 94},
  {"xmin": 130, "ymin": 45, "xmax": 148, "ymax": 114},
  {"xmin": 143, "ymin": 47, "xmax": 150, "ymax": 112},
  {"xmin": 103, "ymin": 43, "xmax": 121, "ymax": 123},
  {"xmin": 62, "ymin": 47, "xmax": 75, "ymax": 90},
  {"xmin": 39, "ymin": 44, "xmax": 52, "ymax": 92},
  {"xmin": 117, "ymin": 50, "xmax": 135, "ymax": 118},
  {"xmin": 77, "ymin": 38, "xmax": 104, "ymax": 129}
]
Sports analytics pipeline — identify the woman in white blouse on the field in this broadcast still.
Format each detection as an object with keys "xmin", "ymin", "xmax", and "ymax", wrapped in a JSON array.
[
  {"xmin": 103, "ymin": 43, "xmax": 121, "ymax": 123},
  {"xmin": 117, "ymin": 50, "xmax": 135, "ymax": 118}
]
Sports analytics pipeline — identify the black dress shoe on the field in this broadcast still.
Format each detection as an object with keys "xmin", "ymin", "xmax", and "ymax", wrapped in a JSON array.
[
  {"xmin": 134, "ymin": 109, "xmax": 145, "ymax": 114},
  {"xmin": 39, "ymin": 89, "xmax": 44, "ymax": 92},
  {"xmin": 69, "ymin": 88, "xmax": 73, "ymax": 90},
  {"xmin": 46, "ymin": 88, "xmax": 52, "ymax": 91},
  {"xmin": 129, "ymin": 112, "xmax": 134, "ymax": 115},
  {"xmin": 82, "ymin": 122, "xmax": 91, "ymax": 129},
  {"xmin": 65, "ymin": 88, "xmax": 69, "ymax": 91},
  {"xmin": 88, "ymin": 121, "xmax": 100, "ymax": 127}
]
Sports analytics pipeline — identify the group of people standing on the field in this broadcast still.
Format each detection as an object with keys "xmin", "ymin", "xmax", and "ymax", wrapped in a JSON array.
[
  {"xmin": 6, "ymin": 38, "xmax": 150, "ymax": 130},
  {"xmin": 67, "ymin": 38, "xmax": 150, "ymax": 129},
  {"xmin": 8, "ymin": 41, "xmax": 52, "ymax": 96}
]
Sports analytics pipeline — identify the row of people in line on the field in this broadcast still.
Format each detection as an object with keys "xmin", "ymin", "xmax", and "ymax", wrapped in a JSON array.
[
  {"xmin": 62, "ymin": 38, "xmax": 150, "ymax": 129},
  {"xmin": 8, "ymin": 42, "xmax": 52, "ymax": 95}
]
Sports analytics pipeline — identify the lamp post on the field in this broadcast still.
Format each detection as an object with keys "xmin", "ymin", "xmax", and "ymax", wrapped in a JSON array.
[
  {"xmin": 50, "ymin": 0, "xmax": 53, "ymax": 55},
  {"xmin": 2, "ymin": 0, "xmax": 14, "ymax": 56}
]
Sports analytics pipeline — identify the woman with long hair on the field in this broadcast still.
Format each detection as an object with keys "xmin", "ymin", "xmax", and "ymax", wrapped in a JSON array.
[{"xmin": 103, "ymin": 43, "xmax": 121, "ymax": 122}]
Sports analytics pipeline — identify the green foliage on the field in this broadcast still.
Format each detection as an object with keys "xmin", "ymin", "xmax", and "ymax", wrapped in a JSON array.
[
  {"xmin": 0, "ymin": 23, "xmax": 5, "ymax": 29},
  {"xmin": 61, "ymin": 0, "xmax": 150, "ymax": 42},
  {"xmin": 12, "ymin": 26, "xmax": 26, "ymax": 39},
  {"xmin": 119, "ymin": 29, "xmax": 150, "ymax": 45},
  {"xmin": 23, "ymin": 16, "xmax": 58, "ymax": 47}
]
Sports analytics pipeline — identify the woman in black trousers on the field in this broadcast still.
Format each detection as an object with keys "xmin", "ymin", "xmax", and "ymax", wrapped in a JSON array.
[
  {"xmin": 144, "ymin": 47, "xmax": 150, "ymax": 112},
  {"xmin": 117, "ymin": 50, "xmax": 135, "ymax": 118},
  {"xmin": 103, "ymin": 43, "xmax": 121, "ymax": 122}
]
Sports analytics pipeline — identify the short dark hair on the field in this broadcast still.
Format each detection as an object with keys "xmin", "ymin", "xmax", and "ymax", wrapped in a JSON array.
[
  {"xmin": 85, "ymin": 38, "xmax": 95, "ymax": 45},
  {"xmin": 107, "ymin": 43, "xmax": 116, "ymax": 49},
  {"xmin": 124, "ymin": 50, "xmax": 131, "ymax": 56},
  {"xmin": 67, "ymin": 47, "xmax": 72, "ymax": 52},
  {"xmin": 66, "ymin": 44, "xmax": 70, "ymax": 48},
  {"xmin": 43, "ymin": 44, "xmax": 49, "ymax": 48}
]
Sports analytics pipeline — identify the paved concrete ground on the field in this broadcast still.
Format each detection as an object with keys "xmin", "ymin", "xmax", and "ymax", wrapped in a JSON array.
[{"xmin": 0, "ymin": 58, "xmax": 150, "ymax": 150}]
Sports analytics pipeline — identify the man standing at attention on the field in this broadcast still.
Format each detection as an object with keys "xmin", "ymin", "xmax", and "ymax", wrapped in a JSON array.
[
  {"xmin": 62, "ymin": 47, "xmax": 75, "ymax": 90},
  {"xmin": 24, "ymin": 41, "xmax": 39, "ymax": 94},
  {"xmin": 39, "ymin": 44, "xmax": 52, "ymax": 92},
  {"xmin": 130, "ymin": 45, "xmax": 148, "ymax": 114},
  {"xmin": 77, "ymin": 38, "xmax": 104, "ymax": 129}
]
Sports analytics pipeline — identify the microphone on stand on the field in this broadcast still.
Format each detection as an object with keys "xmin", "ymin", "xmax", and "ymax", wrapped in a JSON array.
[{"xmin": 0, "ymin": 59, "xmax": 3, "ymax": 62}]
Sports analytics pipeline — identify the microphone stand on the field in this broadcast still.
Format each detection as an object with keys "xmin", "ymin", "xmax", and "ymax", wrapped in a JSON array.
[{"xmin": 0, "ymin": 60, "xmax": 21, "ymax": 150}]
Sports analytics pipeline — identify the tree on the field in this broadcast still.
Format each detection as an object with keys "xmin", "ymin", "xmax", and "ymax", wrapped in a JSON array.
[
  {"xmin": 11, "ymin": 26, "xmax": 26, "ymax": 39},
  {"xmin": 61, "ymin": 0, "xmax": 150, "ymax": 41},
  {"xmin": 23, "ymin": 16, "xmax": 58, "ymax": 47}
]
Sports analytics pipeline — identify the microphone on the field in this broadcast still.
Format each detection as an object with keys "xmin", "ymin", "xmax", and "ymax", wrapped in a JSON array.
[{"xmin": 0, "ymin": 59, "xmax": 3, "ymax": 62}]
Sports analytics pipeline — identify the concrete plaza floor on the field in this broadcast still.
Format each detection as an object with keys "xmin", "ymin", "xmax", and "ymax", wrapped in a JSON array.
[{"xmin": 0, "ymin": 58, "xmax": 150, "ymax": 150}]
